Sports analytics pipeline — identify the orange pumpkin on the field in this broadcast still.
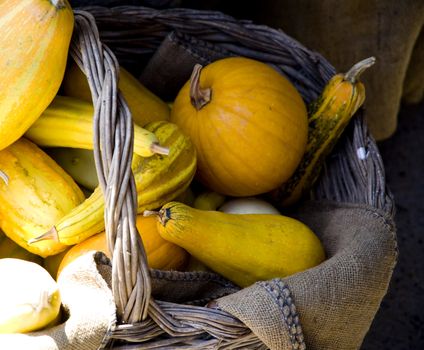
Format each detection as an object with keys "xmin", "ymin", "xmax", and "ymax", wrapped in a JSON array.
[
  {"xmin": 56, "ymin": 215, "xmax": 188, "ymax": 278},
  {"xmin": 171, "ymin": 57, "xmax": 308, "ymax": 196}
]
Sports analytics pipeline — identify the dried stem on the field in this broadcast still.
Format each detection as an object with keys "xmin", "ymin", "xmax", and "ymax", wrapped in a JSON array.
[
  {"xmin": 190, "ymin": 64, "xmax": 212, "ymax": 110},
  {"xmin": 150, "ymin": 143, "xmax": 170, "ymax": 156},
  {"xmin": 28, "ymin": 226, "xmax": 59, "ymax": 244},
  {"xmin": 344, "ymin": 57, "xmax": 376, "ymax": 83}
]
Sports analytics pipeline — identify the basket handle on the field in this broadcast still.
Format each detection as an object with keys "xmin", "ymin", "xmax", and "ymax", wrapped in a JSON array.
[{"xmin": 70, "ymin": 10, "xmax": 151, "ymax": 323}]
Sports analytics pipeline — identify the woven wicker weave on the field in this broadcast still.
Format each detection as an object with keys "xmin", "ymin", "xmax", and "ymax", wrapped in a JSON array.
[{"xmin": 70, "ymin": 6, "xmax": 394, "ymax": 349}]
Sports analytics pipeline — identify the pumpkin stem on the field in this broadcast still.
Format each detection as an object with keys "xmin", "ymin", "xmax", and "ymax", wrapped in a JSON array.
[
  {"xmin": 190, "ymin": 64, "xmax": 212, "ymax": 110},
  {"xmin": 344, "ymin": 57, "xmax": 376, "ymax": 84},
  {"xmin": 28, "ymin": 226, "xmax": 59, "ymax": 244},
  {"xmin": 0, "ymin": 170, "xmax": 8, "ymax": 185}
]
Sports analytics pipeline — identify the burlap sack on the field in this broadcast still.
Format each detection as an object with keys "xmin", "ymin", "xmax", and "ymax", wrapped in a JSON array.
[
  {"xmin": 140, "ymin": 31, "xmax": 233, "ymax": 100},
  {"xmin": 0, "ymin": 252, "xmax": 116, "ymax": 350},
  {"xmin": 402, "ymin": 27, "xmax": 424, "ymax": 105}
]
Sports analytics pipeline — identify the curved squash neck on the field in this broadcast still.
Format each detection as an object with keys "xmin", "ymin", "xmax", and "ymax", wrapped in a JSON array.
[{"xmin": 190, "ymin": 64, "xmax": 212, "ymax": 110}]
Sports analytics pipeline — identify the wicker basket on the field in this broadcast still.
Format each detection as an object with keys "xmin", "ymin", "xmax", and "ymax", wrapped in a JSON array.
[{"xmin": 69, "ymin": 6, "xmax": 395, "ymax": 349}]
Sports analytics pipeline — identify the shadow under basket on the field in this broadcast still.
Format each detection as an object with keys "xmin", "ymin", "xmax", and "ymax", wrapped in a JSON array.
[{"xmin": 69, "ymin": 6, "xmax": 397, "ymax": 350}]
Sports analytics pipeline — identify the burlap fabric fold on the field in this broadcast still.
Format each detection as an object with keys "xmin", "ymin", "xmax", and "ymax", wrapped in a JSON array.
[
  {"xmin": 139, "ymin": 31, "xmax": 233, "ymax": 100},
  {"xmin": 214, "ymin": 201, "xmax": 398, "ymax": 350}
]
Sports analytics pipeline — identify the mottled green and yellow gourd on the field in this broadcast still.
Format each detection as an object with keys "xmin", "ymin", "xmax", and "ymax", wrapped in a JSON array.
[{"xmin": 269, "ymin": 57, "xmax": 376, "ymax": 207}]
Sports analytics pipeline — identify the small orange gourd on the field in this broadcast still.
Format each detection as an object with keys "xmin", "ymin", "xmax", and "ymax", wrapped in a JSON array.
[
  {"xmin": 171, "ymin": 57, "xmax": 308, "ymax": 196},
  {"xmin": 56, "ymin": 215, "xmax": 188, "ymax": 278}
]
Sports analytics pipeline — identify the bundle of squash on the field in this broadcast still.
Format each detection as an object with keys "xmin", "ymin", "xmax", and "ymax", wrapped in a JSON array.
[{"xmin": 0, "ymin": 0, "xmax": 375, "ymax": 334}]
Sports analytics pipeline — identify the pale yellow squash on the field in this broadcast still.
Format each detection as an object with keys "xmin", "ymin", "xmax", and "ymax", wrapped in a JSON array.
[{"xmin": 0, "ymin": 258, "xmax": 61, "ymax": 333}]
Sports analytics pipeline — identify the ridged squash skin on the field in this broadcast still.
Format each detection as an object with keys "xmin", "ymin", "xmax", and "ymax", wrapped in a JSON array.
[
  {"xmin": 62, "ymin": 60, "xmax": 170, "ymax": 127},
  {"xmin": 171, "ymin": 57, "xmax": 308, "ymax": 197},
  {"xmin": 0, "ymin": 138, "xmax": 85, "ymax": 257},
  {"xmin": 0, "ymin": 0, "xmax": 74, "ymax": 151},
  {"xmin": 269, "ymin": 57, "xmax": 375, "ymax": 207},
  {"xmin": 35, "ymin": 121, "xmax": 197, "ymax": 246},
  {"xmin": 157, "ymin": 202, "xmax": 326, "ymax": 287},
  {"xmin": 0, "ymin": 258, "xmax": 61, "ymax": 333},
  {"xmin": 56, "ymin": 215, "xmax": 188, "ymax": 278},
  {"xmin": 25, "ymin": 95, "xmax": 168, "ymax": 158}
]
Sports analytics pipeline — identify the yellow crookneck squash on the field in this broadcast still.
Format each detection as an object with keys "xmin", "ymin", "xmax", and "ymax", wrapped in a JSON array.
[
  {"xmin": 0, "ymin": 0, "xmax": 74, "ymax": 151},
  {"xmin": 157, "ymin": 202, "xmax": 325, "ymax": 287},
  {"xmin": 171, "ymin": 57, "xmax": 308, "ymax": 197}
]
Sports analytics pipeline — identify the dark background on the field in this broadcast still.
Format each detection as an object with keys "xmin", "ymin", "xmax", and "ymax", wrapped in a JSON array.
[{"xmin": 70, "ymin": 1, "xmax": 424, "ymax": 348}]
